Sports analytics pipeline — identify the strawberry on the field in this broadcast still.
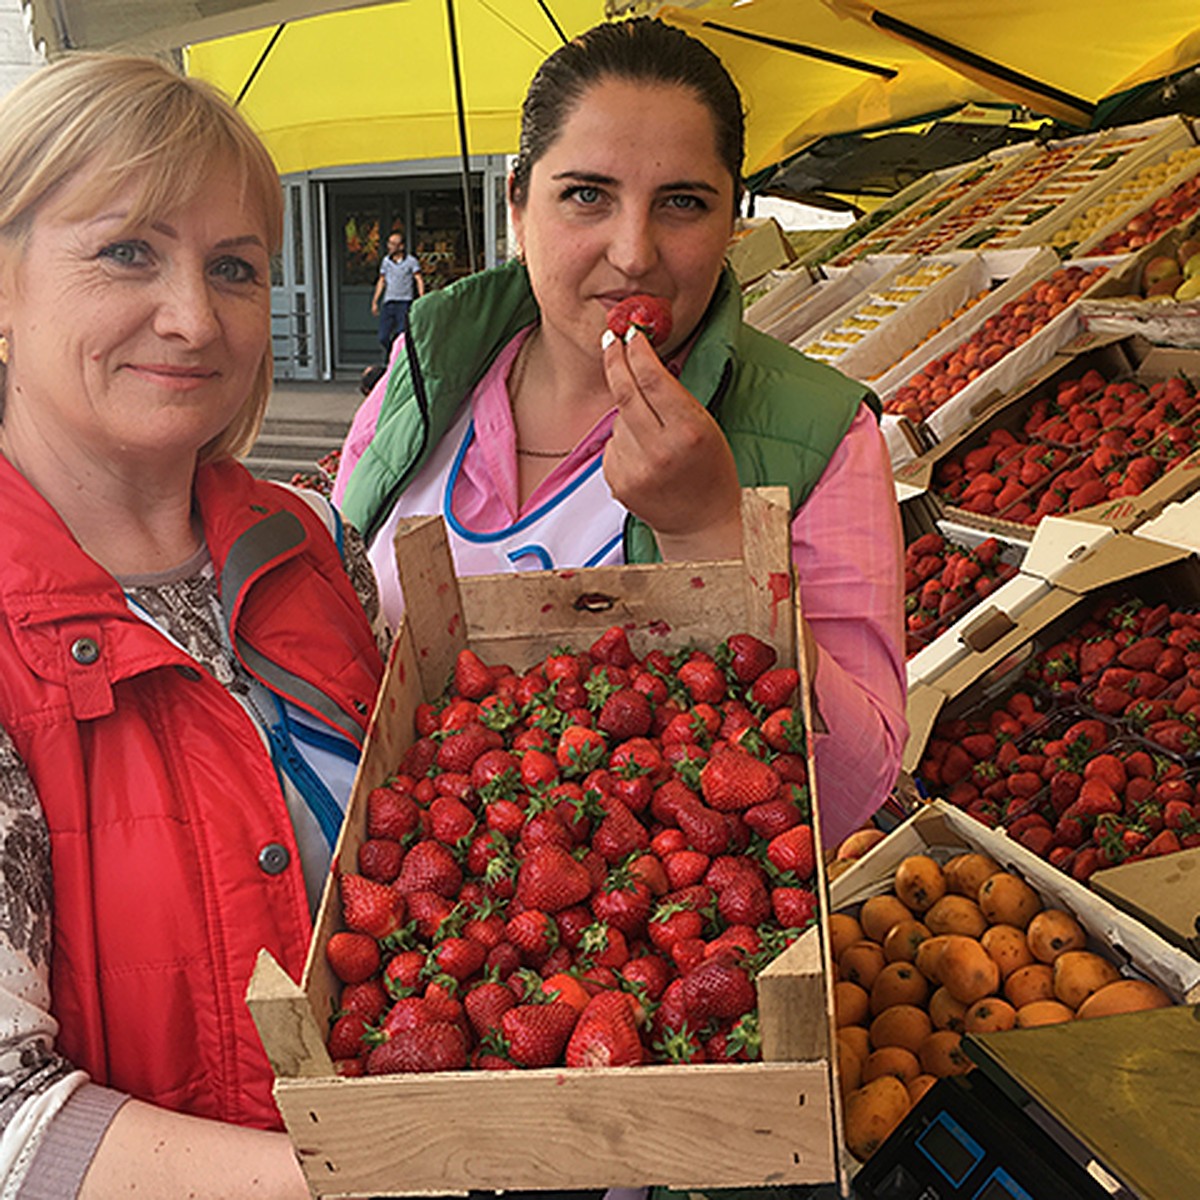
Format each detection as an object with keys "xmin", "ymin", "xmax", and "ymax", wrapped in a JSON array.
[
  {"xmin": 325, "ymin": 931, "xmax": 380, "ymax": 984},
  {"xmin": 717, "ymin": 871, "xmax": 770, "ymax": 926},
  {"xmin": 592, "ymin": 799, "xmax": 650, "ymax": 863},
  {"xmin": 677, "ymin": 657, "xmax": 727, "ymax": 704},
  {"xmin": 771, "ymin": 885, "xmax": 817, "ymax": 928},
  {"xmin": 516, "ymin": 843, "xmax": 593, "ymax": 913},
  {"xmin": 673, "ymin": 796, "xmax": 730, "ymax": 855},
  {"xmin": 759, "ymin": 705, "xmax": 806, "ymax": 753},
  {"xmin": 648, "ymin": 902, "xmax": 705, "ymax": 953},
  {"xmin": 606, "ymin": 293, "xmax": 673, "ymax": 348},
  {"xmin": 556, "ymin": 724, "xmax": 608, "ymax": 775},
  {"xmin": 429, "ymin": 795, "xmax": 477, "ymax": 845},
  {"xmin": 663, "ymin": 849, "xmax": 710, "ymax": 889},
  {"xmin": 357, "ymin": 837, "xmax": 404, "ymax": 883},
  {"xmin": 428, "ymin": 935, "xmax": 487, "ymax": 983},
  {"xmin": 565, "ymin": 990, "xmax": 644, "ymax": 1068},
  {"xmin": 366, "ymin": 786, "xmax": 421, "ymax": 842},
  {"xmin": 720, "ymin": 633, "xmax": 777, "ymax": 685},
  {"xmin": 765, "ymin": 824, "xmax": 815, "ymax": 879},
  {"xmin": 395, "ymin": 840, "xmax": 463, "ymax": 897},
  {"xmin": 327, "ymin": 1011, "xmax": 372, "ymax": 1060},
  {"xmin": 700, "ymin": 747, "xmax": 780, "ymax": 811},
  {"xmin": 366, "ymin": 1022, "xmax": 468, "ymax": 1074},
  {"xmin": 437, "ymin": 723, "xmax": 504, "ymax": 774},
  {"xmin": 591, "ymin": 869, "xmax": 654, "ymax": 936},
  {"xmin": 339, "ymin": 873, "xmax": 407, "ymax": 940},
  {"xmin": 597, "ymin": 688, "xmax": 653, "ymax": 740},
  {"xmin": 505, "ymin": 909, "xmax": 559, "ymax": 961},
  {"xmin": 680, "ymin": 955, "xmax": 756, "ymax": 1023},
  {"xmin": 464, "ymin": 979, "xmax": 517, "ymax": 1038},
  {"xmin": 454, "ymin": 648, "xmax": 496, "ymax": 700},
  {"xmin": 589, "ymin": 625, "xmax": 636, "ymax": 667},
  {"xmin": 620, "ymin": 953, "xmax": 675, "ymax": 1002},
  {"xmin": 500, "ymin": 1001, "xmax": 580, "ymax": 1067}
]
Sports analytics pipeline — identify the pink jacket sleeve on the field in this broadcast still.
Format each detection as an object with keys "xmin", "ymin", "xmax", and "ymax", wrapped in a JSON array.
[{"xmin": 793, "ymin": 406, "xmax": 908, "ymax": 846}]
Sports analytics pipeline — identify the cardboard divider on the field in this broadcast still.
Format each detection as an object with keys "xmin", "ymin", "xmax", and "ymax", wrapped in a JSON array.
[{"xmin": 247, "ymin": 486, "xmax": 842, "ymax": 1197}]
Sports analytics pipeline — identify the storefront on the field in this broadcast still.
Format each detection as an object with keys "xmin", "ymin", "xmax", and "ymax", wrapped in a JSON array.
[{"xmin": 271, "ymin": 153, "xmax": 512, "ymax": 379}]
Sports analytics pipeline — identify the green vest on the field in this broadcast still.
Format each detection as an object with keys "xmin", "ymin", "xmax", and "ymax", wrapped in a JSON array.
[{"xmin": 340, "ymin": 260, "xmax": 877, "ymax": 559}]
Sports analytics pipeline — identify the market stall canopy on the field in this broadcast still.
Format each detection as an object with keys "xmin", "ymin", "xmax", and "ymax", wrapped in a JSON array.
[
  {"xmin": 185, "ymin": 0, "xmax": 604, "ymax": 175},
  {"xmin": 826, "ymin": 0, "xmax": 1200, "ymax": 128},
  {"xmin": 22, "ymin": 0, "xmax": 401, "ymax": 53},
  {"xmin": 655, "ymin": 0, "xmax": 1015, "ymax": 178}
]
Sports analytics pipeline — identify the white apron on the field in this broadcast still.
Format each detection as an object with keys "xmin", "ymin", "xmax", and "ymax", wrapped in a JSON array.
[{"xmin": 370, "ymin": 400, "xmax": 627, "ymax": 628}]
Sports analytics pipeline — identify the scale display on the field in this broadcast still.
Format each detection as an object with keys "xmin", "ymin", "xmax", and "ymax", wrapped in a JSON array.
[{"xmin": 852, "ymin": 1072, "xmax": 1114, "ymax": 1200}]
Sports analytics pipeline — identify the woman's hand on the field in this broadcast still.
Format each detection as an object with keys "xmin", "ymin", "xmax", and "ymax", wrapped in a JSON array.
[{"xmin": 601, "ymin": 326, "xmax": 743, "ymax": 562}]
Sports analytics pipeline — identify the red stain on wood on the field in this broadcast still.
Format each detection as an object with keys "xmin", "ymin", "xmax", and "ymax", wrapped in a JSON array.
[
  {"xmin": 541, "ymin": 603, "xmax": 554, "ymax": 613},
  {"xmin": 689, "ymin": 576, "xmax": 706, "ymax": 588},
  {"xmin": 448, "ymin": 613, "xmax": 460, "ymax": 635},
  {"xmin": 767, "ymin": 572, "xmax": 791, "ymax": 635},
  {"xmin": 646, "ymin": 620, "xmax": 672, "ymax": 637}
]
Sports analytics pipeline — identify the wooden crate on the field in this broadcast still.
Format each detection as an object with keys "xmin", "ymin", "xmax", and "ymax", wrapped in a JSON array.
[{"xmin": 247, "ymin": 488, "xmax": 840, "ymax": 1198}]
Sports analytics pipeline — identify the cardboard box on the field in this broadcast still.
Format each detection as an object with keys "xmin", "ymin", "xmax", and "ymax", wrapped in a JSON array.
[
  {"xmin": 1090, "ymin": 845, "xmax": 1200, "ymax": 958},
  {"xmin": 727, "ymin": 217, "xmax": 795, "ymax": 285},
  {"xmin": 901, "ymin": 530, "xmax": 1194, "ymax": 774},
  {"xmin": 829, "ymin": 801, "xmax": 1200, "ymax": 1005},
  {"xmin": 245, "ymin": 490, "xmax": 844, "ymax": 1197},
  {"xmin": 894, "ymin": 333, "xmax": 1200, "ymax": 545}
]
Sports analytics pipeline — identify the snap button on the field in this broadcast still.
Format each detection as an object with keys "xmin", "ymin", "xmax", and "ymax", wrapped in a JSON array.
[
  {"xmin": 353, "ymin": 699, "xmax": 369, "ymax": 715},
  {"xmin": 175, "ymin": 665, "xmax": 202, "ymax": 682},
  {"xmin": 258, "ymin": 843, "xmax": 290, "ymax": 875},
  {"xmin": 70, "ymin": 637, "xmax": 100, "ymax": 665}
]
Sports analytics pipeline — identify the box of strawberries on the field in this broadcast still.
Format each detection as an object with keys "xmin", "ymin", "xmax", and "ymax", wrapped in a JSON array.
[{"xmin": 246, "ymin": 489, "xmax": 842, "ymax": 1197}]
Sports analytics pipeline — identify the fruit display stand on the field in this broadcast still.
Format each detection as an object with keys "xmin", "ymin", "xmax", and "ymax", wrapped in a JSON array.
[
  {"xmin": 822, "ymin": 149, "xmax": 1039, "ymax": 268},
  {"xmin": 245, "ymin": 490, "xmax": 845, "ymax": 1198},
  {"xmin": 1080, "ymin": 212, "xmax": 1200, "ymax": 346},
  {"xmin": 829, "ymin": 803, "xmax": 1200, "ymax": 1007},
  {"xmin": 1090, "ymin": 844, "xmax": 1200, "ymax": 957},
  {"xmin": 744, "ymin": 256, "xmax": 902, "ymax": 347},
  {"xmin": 1052, "ymin": 142, "xmax": 1200, "ymax": 260},
  {"xmin": 829, "ymin": 803, "xmax": 1200, "ymax": 1198},
  {"xmin": 893, "ymin": 140, "xmax": 1093, "ymax": 259},
  {"xmin": 897, "ymin": 332, "xmax": 1200, "ymax": 541},
  {"xmin": 726, "ymin": 216, "xmax": 795, "ymax": 285},
  {"xmin": 742, "ymin": 262, "xmax": 817, "ymax": 331},
  {"xmin": 949, "ymin": 119, "xmax": 1193, "ymax": 254}
]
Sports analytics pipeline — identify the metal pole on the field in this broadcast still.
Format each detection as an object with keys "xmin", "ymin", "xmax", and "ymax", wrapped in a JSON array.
[{"xmin": 444, "ymin": 0, "xmax": 478, "ymax": 272}]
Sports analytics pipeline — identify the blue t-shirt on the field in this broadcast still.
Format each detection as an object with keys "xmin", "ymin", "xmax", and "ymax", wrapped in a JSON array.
[{"xmin": 379, "ymin": 253, "xmax": 421, "ymax": 302}]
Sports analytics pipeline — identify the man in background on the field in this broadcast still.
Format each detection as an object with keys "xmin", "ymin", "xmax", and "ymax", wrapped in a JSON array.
[{"xmin": 371, "ymin": 231, "xmax": 425, "ymax": 361}]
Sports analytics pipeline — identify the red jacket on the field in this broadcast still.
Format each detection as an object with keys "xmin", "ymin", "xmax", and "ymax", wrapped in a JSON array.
[{"xmin": 0, "ymin": 456, "xmax": 383, "ymax": 1128}]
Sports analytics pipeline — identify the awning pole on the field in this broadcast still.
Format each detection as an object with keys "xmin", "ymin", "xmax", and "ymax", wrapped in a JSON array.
[{"xmin": 445, "ymin": 0, "xmax": 478, "ymax": 272}]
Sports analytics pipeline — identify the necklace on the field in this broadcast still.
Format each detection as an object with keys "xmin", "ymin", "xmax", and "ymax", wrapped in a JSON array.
[{"xmin": 509, "ymin": 330, "xmax": 573, "ymax": 459}]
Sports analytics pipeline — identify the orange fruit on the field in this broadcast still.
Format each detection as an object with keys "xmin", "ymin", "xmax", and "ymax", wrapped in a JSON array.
[
  {"xmin": 1052, "ymin": 950, "xmax": 1121, "ymax": 1010},
  {"xmin": 1076, "ymin": 979, "xmax": 1172, "ymax": 1019},
  {"xmin": 893, "ymin": 855, "xmax": 947, "ymax": 913},
  {"xmin": 860, "ymin": 894, "xmax": 913, "ymax": 943},
  {"xmin": 1026, "ymin": 909, "xmax": 1087, "ymax": 963},
  {"xmin": 870, "ymin": 961, "xmax": 930, "ymax": 1016},
  {"xmin": 978, "ymin": 872, "xmax": 1042, "ymax": 929},
  {"xmin": 938, "ymin": 936, "xmax": 1000, "ymax": 1005},
  {"xmin": 870, "ymin": 1003, "xmax": 932, "ymax": 1054},
  {"xmin": 1004, "ymin": 963, "xmax": 1055, "ymax": 1008}
]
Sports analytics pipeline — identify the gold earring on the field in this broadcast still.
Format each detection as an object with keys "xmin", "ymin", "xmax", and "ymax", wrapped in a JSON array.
[{"xmin": 0, "ymin": 335, "xmax": 9, "ymax": 365}]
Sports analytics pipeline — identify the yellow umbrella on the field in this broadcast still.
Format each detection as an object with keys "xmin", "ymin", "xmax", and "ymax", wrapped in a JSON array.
[
  {"xmin": 187, "ymin": 0, "xmax": 606, "ymax": 176},
  {"xmin": 827, "ymin": 0, "xmax": 1200, "ymax": 126},
  {"xmin": 655, "ymin": 0, "xmax": 1016, "ymax": 176}
]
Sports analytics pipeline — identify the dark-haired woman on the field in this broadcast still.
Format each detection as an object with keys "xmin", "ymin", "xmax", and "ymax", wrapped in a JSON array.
[{"xmin": 335, "ymin": 17, "xmax": 906, "ymax": 843}]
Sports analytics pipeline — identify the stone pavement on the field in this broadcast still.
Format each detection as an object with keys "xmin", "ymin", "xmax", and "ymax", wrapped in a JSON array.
[{"xmin": 246, "ymin": 376, "xmax": 366, "ymax": 483}]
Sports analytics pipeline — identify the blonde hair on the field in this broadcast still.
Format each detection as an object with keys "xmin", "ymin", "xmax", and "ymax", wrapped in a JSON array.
[{"xmin": 0, "ymin": 52, "xmax": 284, "ymax": 461}]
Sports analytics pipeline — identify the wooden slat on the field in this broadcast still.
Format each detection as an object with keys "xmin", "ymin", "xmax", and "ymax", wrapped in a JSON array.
[
  {"xmin": 391, "ymin": 514, "xmax": 467, "ymax": 699},
  {"xmin": 758, "ymin": 927, "xmax": 828, "ymax": 1063},
  {"xmin": 277, "ymin": 1062, "xmax": 834, "ymax": 1196}
]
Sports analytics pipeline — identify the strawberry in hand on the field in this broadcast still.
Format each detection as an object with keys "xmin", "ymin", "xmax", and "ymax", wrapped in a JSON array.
[{"xmin": 606, "ymin": 294, "xmax": 673, "ymax": 348}]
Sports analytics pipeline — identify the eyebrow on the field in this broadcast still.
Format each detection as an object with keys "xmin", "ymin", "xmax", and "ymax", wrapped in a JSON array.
[
  {"xmin": 551, "ymin": 170, "xmax": 721, "ymax": 195},
  {"xmin": 85, "ymin": 213, "xmax": 266, "ymax": 249}
]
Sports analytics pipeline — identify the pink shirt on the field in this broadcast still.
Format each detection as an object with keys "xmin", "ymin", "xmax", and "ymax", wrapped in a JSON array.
[{"xmin": 335, "ymin": 333, "xmax": 907, "ymax": 845}]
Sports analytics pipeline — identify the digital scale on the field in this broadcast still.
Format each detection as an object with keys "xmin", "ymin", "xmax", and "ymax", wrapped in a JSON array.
[{"xmin": 851, "ymin": 1004, "xmax": 1199, "ymax": 1200}]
